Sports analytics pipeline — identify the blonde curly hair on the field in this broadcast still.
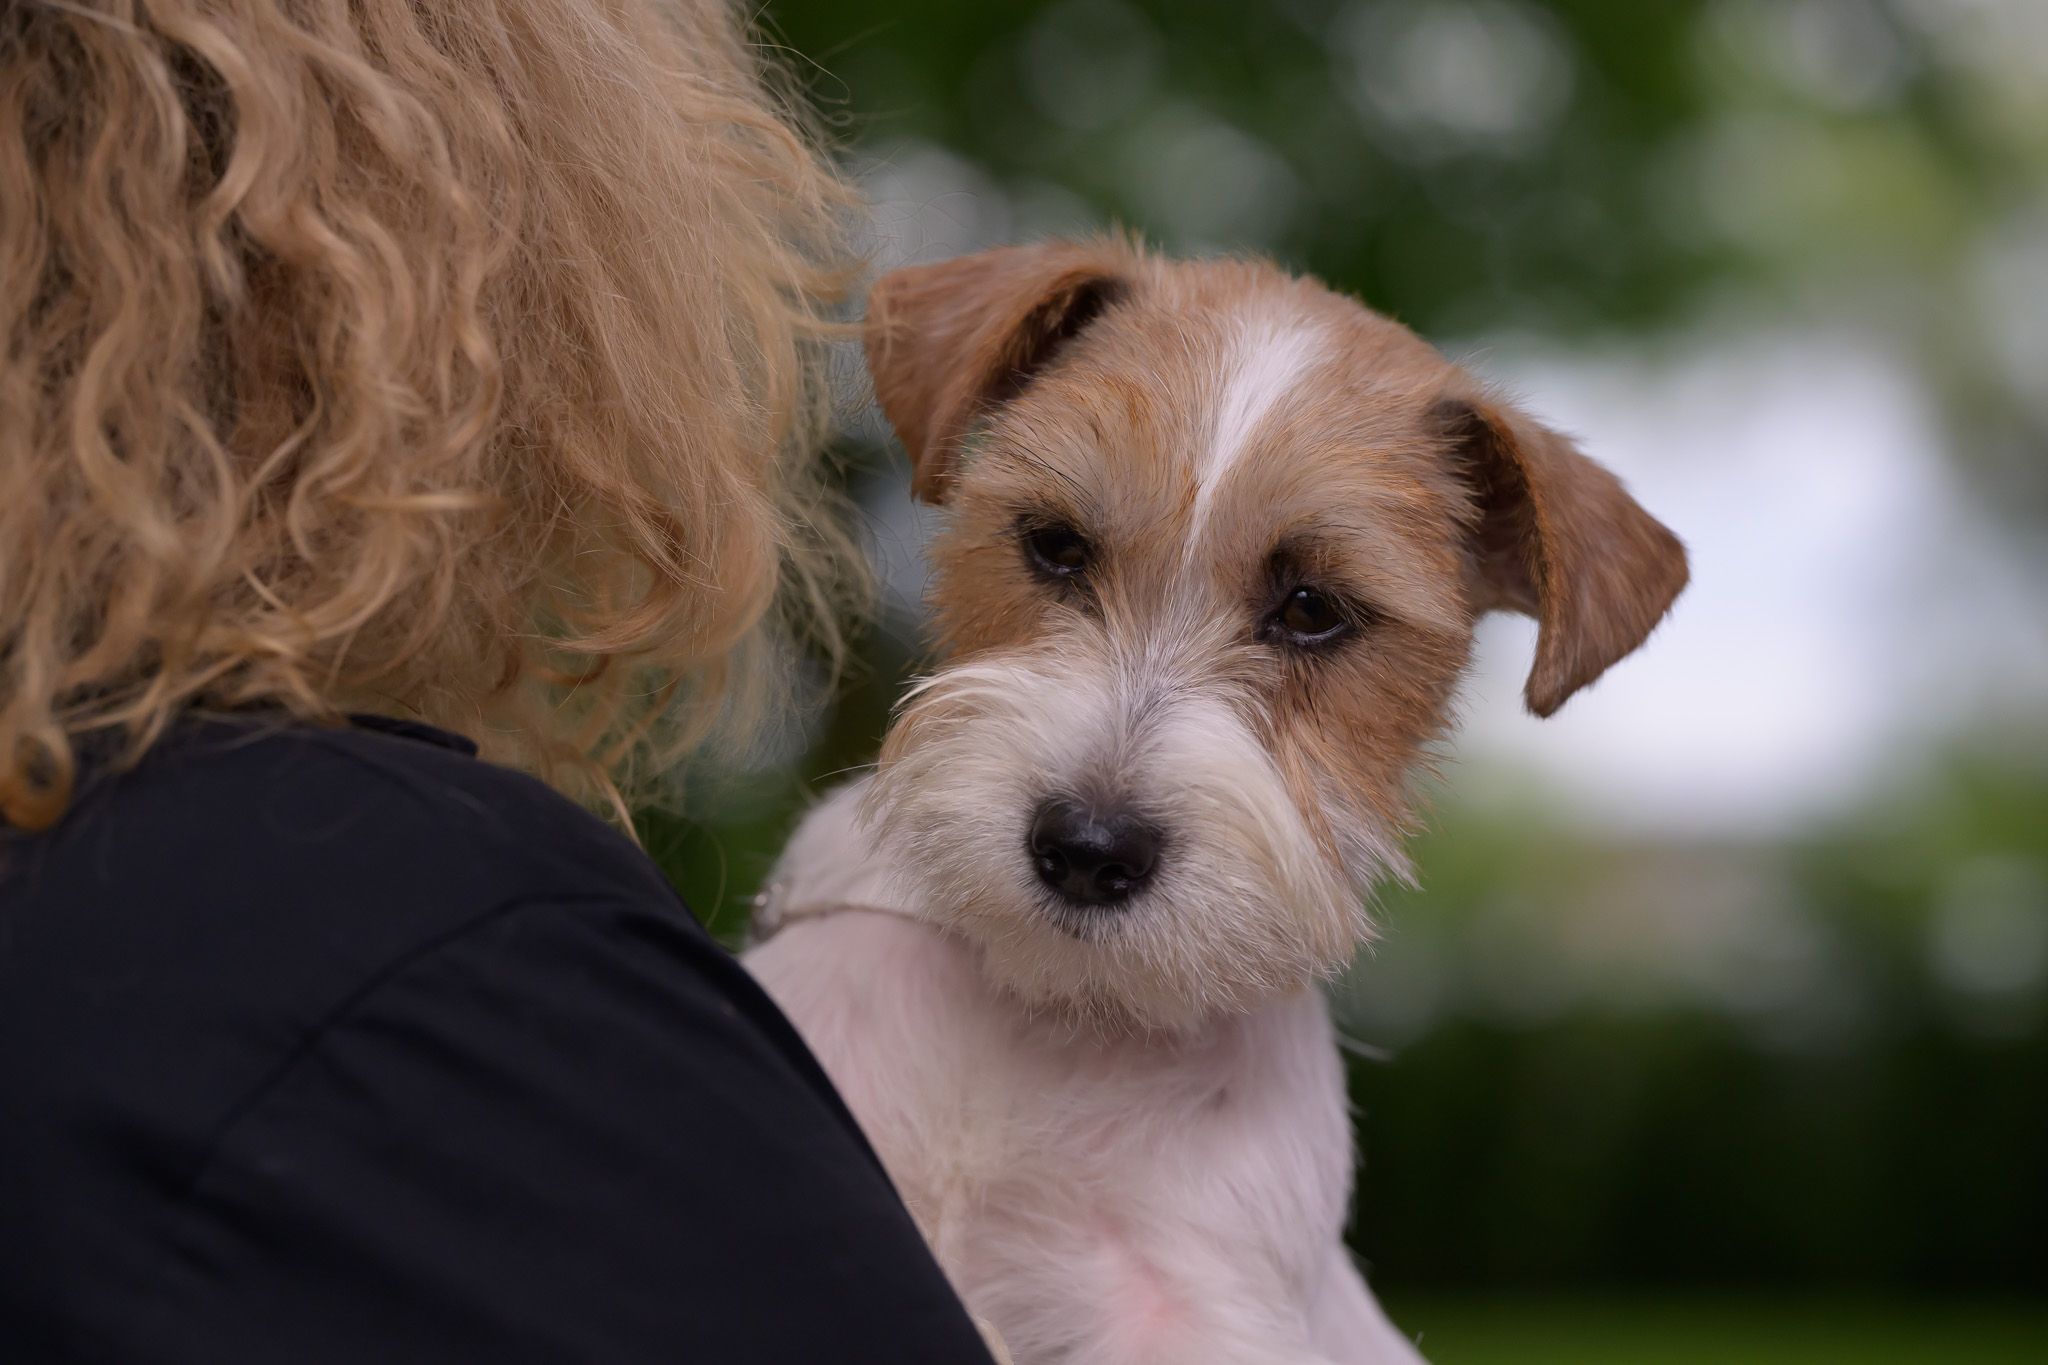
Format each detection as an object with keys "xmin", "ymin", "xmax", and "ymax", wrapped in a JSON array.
[{"xmin": 0, "ymin": 0, "xmax": 864, "ymax": 830}]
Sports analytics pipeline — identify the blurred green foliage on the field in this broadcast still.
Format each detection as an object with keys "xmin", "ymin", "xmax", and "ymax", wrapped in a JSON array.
[
  {"xmin": 1382, "ymin": 1295, "xmax": 2048, "ymax": 1364},
  {"xmin": 645, "ymin": 0, "xmax": 2048, "ymax": 1316},
  {"xmin": 766, "ymin": 0, "xmax": 2048, "ymax": 513},
  {"xmin": 1346, "ymin": 748, "xmax": 2048, "ymax": 1291}
]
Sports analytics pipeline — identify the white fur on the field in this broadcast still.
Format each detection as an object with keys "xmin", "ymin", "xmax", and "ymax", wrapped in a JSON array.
[
  {"xmin": 743, "ymin": 306, "xmax": 1417, "ymax": 1360},
  {"xmin": 1187, "ymin": 315, "xmax": 1326, "ymax": 547},
  {"xmin": 863, "ymin": 612, "xmax": 1376, "ymax": 1034},
  {"xmin": 747, "ymin": 785, "xmax": 1424, "ymax": 1365}
]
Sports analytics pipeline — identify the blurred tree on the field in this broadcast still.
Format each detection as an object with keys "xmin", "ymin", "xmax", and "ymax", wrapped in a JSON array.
[
  {"xmin": 647, "ymin": 0, "xmax": 2048, "ymax": 1310},
  {"xmin": 765, "ymin": 0, "xmax": 2048, "ymax": 518}
]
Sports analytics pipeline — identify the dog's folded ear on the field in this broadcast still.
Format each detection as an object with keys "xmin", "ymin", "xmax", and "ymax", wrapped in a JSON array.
[
  {"xmin": 1433, "ymin": 391, "xmax": 1689, "ymax": 717},
  {"xmin": 864, "ymin": 242, "xmax": 1129, "ymax": 503}
]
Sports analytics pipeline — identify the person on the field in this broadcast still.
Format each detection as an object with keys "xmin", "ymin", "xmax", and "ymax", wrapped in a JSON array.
[{"xmin": 0, "ymin": 2, "xmax": 994, "ymax": 1360}]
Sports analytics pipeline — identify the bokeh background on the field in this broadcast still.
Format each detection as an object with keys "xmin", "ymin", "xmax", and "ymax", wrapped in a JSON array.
[{"xmin": 648, "ymin": 2, "xmax": 2048, "ymax": 1359}]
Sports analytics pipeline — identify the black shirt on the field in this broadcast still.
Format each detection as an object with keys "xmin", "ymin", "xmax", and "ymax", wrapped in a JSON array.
[{"xmin": 0, "ymin": 715, "xmax": 991, "ymax": 1363}]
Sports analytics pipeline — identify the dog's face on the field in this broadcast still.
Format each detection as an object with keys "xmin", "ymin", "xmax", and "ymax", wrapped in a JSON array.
[{"xmin": 862, "ymin": 241, "xmax": 1686, "ymax": 1031}]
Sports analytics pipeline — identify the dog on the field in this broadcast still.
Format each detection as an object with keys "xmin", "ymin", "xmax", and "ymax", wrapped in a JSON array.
[{"xmin": 744, "ymin": 239, "xmax": 1687, "ymax": 1364}]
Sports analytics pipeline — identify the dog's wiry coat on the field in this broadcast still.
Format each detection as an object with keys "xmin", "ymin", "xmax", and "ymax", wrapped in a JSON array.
[
  {"xmin": 751, "ymin": 787, "xmax": 1416, "ymax": 1365},
  {"xmin": 747, "ymin": 240, "xmax": 1687, "ymax": 1363}
]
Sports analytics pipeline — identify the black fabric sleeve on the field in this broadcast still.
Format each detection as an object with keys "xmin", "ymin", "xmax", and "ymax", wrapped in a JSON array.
[{"xmin": 145, "ymin": 893, "xmax": 993, "ymax": 1365}]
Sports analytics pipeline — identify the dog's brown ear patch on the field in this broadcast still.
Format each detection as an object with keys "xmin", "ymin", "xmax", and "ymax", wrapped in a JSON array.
[
  {"xmin": 864, "ymin": 243, "xmax": 1129, "ymax": 503},
  {"xmin": 1435, "ymin": 393, "xmax": 1689, "ymax": 717}
]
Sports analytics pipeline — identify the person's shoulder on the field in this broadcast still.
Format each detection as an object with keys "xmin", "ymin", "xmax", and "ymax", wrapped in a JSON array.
[
  {"xmin": 0, "ymin": 711, "xmax": 698, "ymax": 1119},
  {"xmin": 133, "ymin": 714, "xmax": 670, "ymax": 913},
  {"xmin": 0, "ymin": 719, "xmax": 732, "ymax": 1352},
  {"xmin": 1, "ymin": 714, "xmax": 689, "ymax": 1008}
]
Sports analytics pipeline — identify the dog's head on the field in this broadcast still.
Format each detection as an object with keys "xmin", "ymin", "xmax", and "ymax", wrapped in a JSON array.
[{"xmin": 862, "ymin": 239, "xmax": 1686, "ymax": 1031}]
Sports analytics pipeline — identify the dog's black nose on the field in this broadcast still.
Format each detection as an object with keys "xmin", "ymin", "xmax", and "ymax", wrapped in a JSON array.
[{"xmin": 1028, "ymin": 799, "xmax": 1162, "ymax": 907}]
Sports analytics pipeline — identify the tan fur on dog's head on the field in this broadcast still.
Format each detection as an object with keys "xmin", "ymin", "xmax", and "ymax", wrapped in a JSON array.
[{"xmin": 863, "ymin": 239, "xmax": 1687, "ymax": 1031}]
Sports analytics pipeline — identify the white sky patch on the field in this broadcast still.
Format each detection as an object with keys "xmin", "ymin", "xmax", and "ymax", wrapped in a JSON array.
[
  {"xmin": 1186, "ymin": 315, "xmax": 1326, "ymax": 547},
  {"xmin": 1446, "ymin": 324, "xmax": 2048, "ymax": 838}
]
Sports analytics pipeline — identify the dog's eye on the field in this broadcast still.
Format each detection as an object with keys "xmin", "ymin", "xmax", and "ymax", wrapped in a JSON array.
[
  {"xmin": 1022, "ymin": 523, "xmax": 1092, "ymax": 580},
  {"xmin": 1269, "ymin": 587, "xmax": 1349, "ymax": 646}
]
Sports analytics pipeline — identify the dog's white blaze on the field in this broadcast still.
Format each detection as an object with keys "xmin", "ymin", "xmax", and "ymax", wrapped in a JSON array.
[{"xmin": 1185, "ymin": 315, "xmax": 1324, "ymax": 548}]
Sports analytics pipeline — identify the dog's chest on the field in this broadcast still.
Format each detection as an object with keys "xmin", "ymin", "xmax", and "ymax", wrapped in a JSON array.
[
  {"xmin": 757, "ymin": 915, "xmax": 1357, "ymax": 1232},
  {"xmin": 987, "ymin": 995, "xmax": 1340, "ymax": 1167},
  {"xmin": 748, "ymin": 906, "xmax": 1369, "ymax": 1358},
  {"xmin": 953, "ymin": 987, "xmax": 1354, "ymax": 1266}
]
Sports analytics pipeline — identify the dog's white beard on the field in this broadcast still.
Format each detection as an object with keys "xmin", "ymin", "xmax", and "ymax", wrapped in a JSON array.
[{"xmin": 865, "ymin": 631, "xmax": 1382, "ymax": 1033}]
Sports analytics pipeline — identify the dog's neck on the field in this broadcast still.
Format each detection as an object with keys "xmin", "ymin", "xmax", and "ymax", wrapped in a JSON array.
[{"xmin": 748, "ymin": 888, "xmax": 925, "ymax": 943}]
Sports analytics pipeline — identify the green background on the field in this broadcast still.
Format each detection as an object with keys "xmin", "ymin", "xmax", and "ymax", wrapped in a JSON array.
[{"xmin": 651, "ymin": 1, "xmax": 2048, "ymax": 1357}]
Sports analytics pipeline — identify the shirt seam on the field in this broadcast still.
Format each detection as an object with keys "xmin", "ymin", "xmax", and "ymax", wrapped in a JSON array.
[{"xmin": 176, "ymin": 890, "xmax": 639, "ymax": 1201}]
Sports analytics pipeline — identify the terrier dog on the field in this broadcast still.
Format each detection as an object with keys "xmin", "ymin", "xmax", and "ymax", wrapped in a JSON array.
[{"xmin": 745, "ymin": 240, "xmax": 1687, "ymax": 1364}]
